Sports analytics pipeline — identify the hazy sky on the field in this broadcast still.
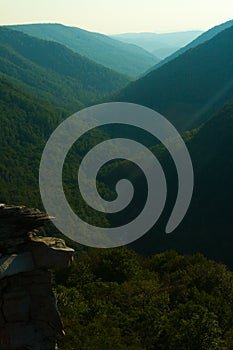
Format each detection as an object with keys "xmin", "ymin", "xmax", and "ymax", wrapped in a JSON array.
[{"xmin": 1, "ymin": 0, "xmax": 233, "ymax": 34}]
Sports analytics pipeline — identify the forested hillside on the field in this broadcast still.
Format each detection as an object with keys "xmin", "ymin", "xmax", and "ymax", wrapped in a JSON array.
[
  {"xmin": 1, "ymin": 5, "xmax": 233, "ymax": 349},
  {"xmin": 0, "ymin": 27, "xmax": 129, "ymax": 111},
  {"xmin": 6, "ymin": 23, "xmax": 159, "ymax": 77},
  {"xmin": 116, "ymin": 24, "xmax": 233, "ymax": 131},
  {"xmin": 128, "ymin": 95, "xmax": 233, "ymax": 267},
  {"xmin": 1, "ymin": 22, "xmax": 233, "ymax": 265},
  {"xmin": 148, "ymin": 19, "xmax": 233, "ymax": 72},
  {"xmin": 0, "ymin": 76, "xmax": 63, "ymax": 206},
  {"xmin": 0, "ymin": 76, "xmax": 110, "ymax": 233}
]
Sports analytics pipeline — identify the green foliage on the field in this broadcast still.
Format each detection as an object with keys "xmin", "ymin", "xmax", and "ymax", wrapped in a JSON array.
[
  {"xmin": 1, "ymin": 30, "xmax": 233, "ymax": 267},
  {"xmin": 117, "ymin": 24, "xmax": 233, "ymax": 131},
  {"xmin": 118, "ymin": 96, "xmax": 233, "ymax": 268},
  {"xmin": 0, "ymin": 27, "xmax": 129, "ymax": 111},
  {"xmin": 0, "ymin": 75, "xmax": 62, "ymax": 207},
  {"xmin": 0, "ymin": 75, "xmax": 110, "ymax": 247},
  {"xmin": 1, "ymin": 24, "xmax": 233, "ymax": 350},
  {"xmin": 6, "ymin": 23, "xmax": 159, "ymax": 77},
  {"xmin": 147, "ymin": 19, "xmax": 233, "ymax": 73},
  {"xmin": 54, "ymin": 249, "xmax": 233, "ymax": 349},
  {"xmin": 164, "ymin": 303, "xmax": 226, "ymax": 350}
]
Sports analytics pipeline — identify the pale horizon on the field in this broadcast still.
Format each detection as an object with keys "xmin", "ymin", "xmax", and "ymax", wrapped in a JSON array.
[
  {"xmin": 2, "ymin": 21, "xmax": 206, "ymax": 35},
  {"xmin": 1, "ymin": 0, "xmax": 233, "ymax": 35}
]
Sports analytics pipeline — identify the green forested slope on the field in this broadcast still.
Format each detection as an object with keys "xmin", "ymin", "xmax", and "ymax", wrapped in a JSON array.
[
  {"xmin": 0, "ymin": 27, "xmax": 129, "ymax": 111},
  {"xmin": 0, "ymin": 75, "xmax": 64, "ymax": 206},
  {"xmin": 128, "ymin": 96, "xmax": 233, "ymax": 267},
  {"xmin": 147, "ymin": 19, "xmax": 233, "ymax": 72},
  {"xmin": 0, "ymin": 76, "xmax": 110, "ymax": 232},
  {"xmin": 116, "ymin": 24, "xmax": 233, "ymax": 132},
  {"xmin": 6, "ymin": 23, "xmax": 159, "ymax": 77},
  {"xmin": 1, "ymin": 23, "xmax": 233, "ymax": 266},
  {"xmin": 2, "ymin": 19, "xmax": 233, "ymax": 350}
]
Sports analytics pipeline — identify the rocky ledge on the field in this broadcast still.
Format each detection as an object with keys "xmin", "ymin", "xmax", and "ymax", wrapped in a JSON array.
[{"xmin": 0, "ymin": 204, "xmax": 74, "ymax": 350}]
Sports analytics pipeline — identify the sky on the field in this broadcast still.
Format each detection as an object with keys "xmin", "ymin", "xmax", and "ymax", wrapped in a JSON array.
[{"xmin": 0, "ymin": 0, "xmax": 233, "ymax": 34}]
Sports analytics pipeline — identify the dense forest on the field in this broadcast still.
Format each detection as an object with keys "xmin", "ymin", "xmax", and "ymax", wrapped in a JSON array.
[
  {"xmin": 1, "ymin": 44, "xmax": 233, "ymax": 265},
  {"xmin": 5, "ymin": 23, "xmax": 159, "ymax": 77},
  {"xmin": 125, "ymin": 95, "xmax": 233, "ymax": 267},
  {"xmin": 1, "ymin": 18, "xmax": 233, "ymax": 349},
  {"xmin": 147, "ymin": 19, "xmax": 233, "ymax": 72},
  {"xmin": 54, "ymin": 248, "xmax": 233, "ymax": 349},
  {"xmin": 0, "ymin": 75, "xmax": 111, "ymax": 235},
  {"xmin": 117, "ymin": 24, "xmax": 233, "ymax": 131},
  {"xmin": 0, "ymin": 75, "xmax": 63, "ymax": 206},
  {"xmin": 0, "ymin": 27, "xmax": 130, "ymax": 111}
]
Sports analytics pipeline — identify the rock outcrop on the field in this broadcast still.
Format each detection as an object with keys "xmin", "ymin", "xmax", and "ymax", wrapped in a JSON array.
[{"xmin": 0, "ymin": 204, "xmax": 74, "ymax": 350}]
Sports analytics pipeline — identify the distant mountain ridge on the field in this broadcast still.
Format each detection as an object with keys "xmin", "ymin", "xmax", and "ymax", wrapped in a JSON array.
[
  {"xmin": 1, "ymin": 19, "xmax": 233, "ymax": 268},
  {"xmin": 116, "ymin": 24, "xmax": 233, "ymax": 132},
  {"xmin": 5, "ymin": 23, "xmax": 159, "ymax": 77},
  {"xmin": 147, "ymin": 19, "xmax": 233, "ymax": 72},
  {"xmin": 0, "ymin": 27, "xmax": 129, "ymax": 111},
  {"xmin": 111, "ymin": 31, "xmax": 202, "ymax": 59}
]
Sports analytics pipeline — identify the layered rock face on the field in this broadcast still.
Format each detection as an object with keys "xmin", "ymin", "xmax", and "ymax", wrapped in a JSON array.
[{"xmin": 0, "ymin": 204, "xmax": 74, "ymax": 350}]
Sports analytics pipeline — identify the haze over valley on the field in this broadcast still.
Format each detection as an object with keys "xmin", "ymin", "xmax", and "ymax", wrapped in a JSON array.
[{"xmin": 1, "ymin": 2, "xmax": 233, "ymax": 347}]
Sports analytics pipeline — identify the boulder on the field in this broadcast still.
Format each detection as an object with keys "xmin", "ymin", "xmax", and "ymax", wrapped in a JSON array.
[
  {"xmin": 30, "ymin": 236, "xmax": 74, "ymax": 269},
  {"xmin": 0, "ymin": 204, "xmax": 74, "ymax": 349},
  {"xmin": 0, "ymin": 252, "xmax": 35, "ymax": 279}
]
